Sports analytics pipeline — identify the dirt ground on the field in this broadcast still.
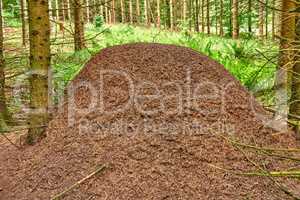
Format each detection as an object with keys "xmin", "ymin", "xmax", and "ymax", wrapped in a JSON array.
[{"xmin": 0, "ymin": 43, "xmax": 299, "ymax": 200}]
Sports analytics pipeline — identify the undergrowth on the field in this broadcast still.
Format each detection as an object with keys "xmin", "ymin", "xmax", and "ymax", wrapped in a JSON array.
[{"xmin": 52, "ymin": 24, "xmax": 278, "ymax": 105}]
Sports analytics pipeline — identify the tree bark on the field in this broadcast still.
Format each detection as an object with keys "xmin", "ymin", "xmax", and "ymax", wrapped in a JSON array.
[
  {"xmin": 248, "ymin": 0, "xmax": 252, "ymax": 33},
  {"xmin": 272, "ymin": 0, "xmax": 275, "ymax": 39},
  {"xmin": 0, "ymin": 0, "xmax": 10, "ymax": 131},
  {"xmin": 201, "ymin": 0, "xmax": 204, "ymax": 32},
  {"xmin": 259, "ymin": 0, "xmax": 264, "ymax": 39},
  {"xmin": 195, "ymin": 0, "xmax": 199, "ymax": 32},
  {"xmin": 74, "ymin": 0, "xmax": 85, "ymax": 50},
  {"xmin": 111, "ymin": 0, "xmax": 115, "ymax": 23},
  {"xmin": 275, "ymin": 0, "xmax": 295, "ymax": 124},
  {"xmin": 290, "ymin": 13, "xmax": 300, "ymax": 135},
  {"xmin": 206, "ymin": 0, "xmax": 210, "ymax": 34},
  {"xmin": 27, "ymin": 0, "xmax": 51, "ymax": 144},
  {"xmin": 170, "ymin": 0, "xmax": 173, "ymax": 30},
  {"xmin": 265, "ymin": 0, "xmax": 268, "ymax": 39},
  {"xmin": 120, "ymin": 0, "xmax": 125, "ymax": 22},
  {"xmin": 183, "ymin": 0, "xmax": 186, "ymax": 23},
  {"xmin": 232, "ymin": 0, "xmax": 238, "ymax": 39},
  {"xmin": 144, "ymin": 0, "xmax": 148, "ymax": 25},
  {"xmin": 136, "ymin": 0, "xmax": 140, "ymax": 24},
  {"xmin": 219, "ymin": 0, "xmax": 223, "ymax": 36},
  {"xmin": 58, "ymin": 0, "xmax": 65, "ymax": 21},
  {"xmin": 195, "ymin": 0, "xmax": 200, "ymax": 32},
  {"xmin": 157, "ymin": 0, "xmax": 160, "ymax": 28},
  {"xmin": 20, "ymin": 0, "xmax": 26, "ymax": 46},
  {"xmin": 129, "ymin": 0, "xmax": 133, "ymax": 24}
]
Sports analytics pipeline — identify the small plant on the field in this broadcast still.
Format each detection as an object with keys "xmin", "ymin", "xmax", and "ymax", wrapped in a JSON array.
[{"xmin": 95, "ymin": 15, "xmax": 104, "ymax": 28}]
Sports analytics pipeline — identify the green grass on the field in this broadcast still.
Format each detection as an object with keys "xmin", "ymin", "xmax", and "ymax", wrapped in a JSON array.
[{"xmin": 52, "ymin": 24, "xmax": 278, "ymax": 105}]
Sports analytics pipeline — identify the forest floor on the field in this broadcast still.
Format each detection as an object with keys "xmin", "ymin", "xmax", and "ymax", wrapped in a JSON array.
[{"xmin": 0, "ymin": 43, "xmax": 300, "ymax": 199}]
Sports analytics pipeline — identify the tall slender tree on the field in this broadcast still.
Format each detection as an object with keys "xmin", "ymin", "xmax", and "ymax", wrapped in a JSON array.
[
  {"xmin": 120, "ymin": 0, "xmax": 125, "ymax": 22},
  {"xmin": 136, "ymin": 0, "xmax": 140, "ymax": 23},
  {"xmin": 248, "ymin": 0, "xmax": 252, "ymax": 33},
  {"xmin": 232, "ymin": 0, "xmax": 239, "ymax": 39},
  {"xmin": 157, "ymin": 0, "xmax": 161, "ymax": 27},
  {"xmin": 170, "ymin": 0, "xmax": 174, "ymax": 30},
  {"xmin": 183, "ymin": 0, "xmax": 187, "ymax": 23},
  {"xmin": 290, "ymin": 11, "xmax": 300, "ymax": 135},
  {"xmin": 219, "ymin": 0, "xmax": 223, "ymax": 36},
  {"xmin": 144, "ymin": 0, "xmax": 148, "ymax": 25},
  {"xmin": 206, "ymin": 0, "xmax": 210, "ymax": 34},
  {"xmin": 27, "ymin": 0, "xmax": 51, "ymax": 144},
  {"xmin": 20, "ymin": 0, "xmax": 26, "ymax": 46},
  {"xmin": 265, "ymin": 0, "xmax": 268, "ymax": 39},
  {"xmin": 129, "ymin": 0, "xmax": 133, "ymax": 23},
  {"xmin": 275, "ymin": 0, "xmax": 295, "ymax": 122},
  {"xmin": 259, "ymin": 0, "xmax": 264, "ymax": 39},
  {"xmin": 195, "ymin": 0, "xmax": 200, "ymax": 32},
  {"xmin": 74, "ymin": 0, "xmax": 85, "ymax": 50},
  {"xmin": 201, "ymin": 0, "xmax": 204, "ymax": 32},
  {"xmin": 0, "ymin": 0, "xmax": 9, "ymax": 131}
]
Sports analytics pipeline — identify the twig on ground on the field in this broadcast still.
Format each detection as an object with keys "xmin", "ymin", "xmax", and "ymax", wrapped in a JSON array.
[{"xmin": 50, "ymin": 164, "xmax": 106, "ymax": 200}]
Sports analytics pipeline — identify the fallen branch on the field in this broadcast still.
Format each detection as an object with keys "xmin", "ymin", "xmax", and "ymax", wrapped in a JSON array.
[{"xmin": 50, "ymin": 164, "xmax": 106, "ymax": 200}]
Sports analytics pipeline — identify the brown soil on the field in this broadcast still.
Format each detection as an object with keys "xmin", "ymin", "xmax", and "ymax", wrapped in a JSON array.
[{"xmin": 0, "ymin": 43, "xmax": 299, "ymax": 200}]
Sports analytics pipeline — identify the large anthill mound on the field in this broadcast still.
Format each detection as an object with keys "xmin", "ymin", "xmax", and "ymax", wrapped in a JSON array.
[{"xmin": 0, "ymin": 43, "xmax": 299, "ymax": 199}]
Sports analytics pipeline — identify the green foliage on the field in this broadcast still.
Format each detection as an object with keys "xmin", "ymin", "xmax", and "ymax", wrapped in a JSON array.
[
  {"xmin": 52, "ymin": 24, "xmax": 277, "ymax": 106},
  {"xmin": 95, "ymin": 15, "xmax": 104, "ymax": 28}
]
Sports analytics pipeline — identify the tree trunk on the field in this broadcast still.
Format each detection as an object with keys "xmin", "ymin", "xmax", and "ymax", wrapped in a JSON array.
[
  {"xmin": 232, "ymin": 0, "xmax": 238, "ymax": 39},
  {"xmin": 248, "ymin": 0, "xmax": 251, "ymax": 33},
  {"xmin": 136, "ymin": 0, "xmax": 140, "ymax": 24},
  {"xmin": 86, "ymin": 0, "xmax": 90, "ymax": 23},
  {"xmin": 0, "ymin": 0, "xmax": 10, "ymax": 131},
  {"xmin": 275, "ymin": 0, "xmax": 295, "ymax": 125},
  {"xmin": 259, "ymin": 0, "xmax": 264, "ymax": 39},
  {"xmin": 20, "ymin": 0, "xmax": 26, "ymax": 46},
  {"xmin": 201, "ymin": 0, "xmax": 204, "ymax": 32},
  {"xmin": 183, "ymin": 0, "xmax": 186, "ymax": 23},
  {"xmin": 111, "ymin": 0, "xmax": 115, "ymax": 23},
  {"xmin": 195, "ymin": 0, "xmax": 199, "ymax": 32},
  {"xmin": 120, "ymin": 0, "xmax": 125, "ymax": 22},
  {"xmin": 272, "ymin": 0, "xmax": 275, "ymax": 39},
  {"xmin": 290, "ymin": 14, "xmax": 300, "ymax": 136},
  {"xmin": 129, "ymin": 0, "xmax": 133, "ymax": 24},
  {"xmin": 144, "ymin": 0, "xmax": 148, "ymax": 25},
  {"xmin": 74, "ymin": 0, "xmax": 85, "ymax": 50},
  {"xmin": 275, "ymin": 0, "xmax": 282, "ymax": 38},
  {"xmin": 219, "ymin": 0, "xmax": 223, "ymax": 36},
  {"xmin": 58, "ymin": 0, "xmax": 65, "ymax": 21},
  {"xmin": 206, "ymin": 0, "xmax": 210, "ymax": 34},
  {"xmin": 105, "ymin": 2, "xmax": 108, "ymax": 23},
  {"xmin": 157, "ymin": 0, "xmax": 160, "ymax": 28},
  {"xmin": 170, "ymin": 0, "xmax": 173, "ymax": 30},
  {"xmin": 27, "ymin": 0, "xmax": 51, "ymax": 144},
  {"xmin": 55, "ymin": 0, "xmax": 59, "ymax": 19},
  {"xmin": 67, "ymin": 0, "xmax": 72, "ymax": 20},
  {"xmin": 215, "ymin": 0, "xmax": 218, "ymax": 34},
  {"xmin": 265, "ymin": 0, "xmax": 268, "ymax": 39}
]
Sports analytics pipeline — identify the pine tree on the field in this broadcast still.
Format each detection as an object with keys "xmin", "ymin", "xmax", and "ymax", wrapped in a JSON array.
[
  {"xmin": 74, "ymin": 0, "xmax": 85, "ymax": 50},
  {"xmin": 232, "ymin": 0, "xmax": 238, "ymax": 39},
  {"xmin": 157, "ymin": 0, "xmax": 161, "ymax": 27},
  {"xmin": 259, "ymin": 0, "xmax": 264, "ymax": 39},
  {"xmin": 206, "ymin": 0, "xmax": 210, "ymax": 34},
  {"xmin": 275, "ymin": 0, "xmax": 295, "ymax": 123},
  {"xmin": 0, "ymin": 0, "xmax": 9, "ymax": 131},
  {"xmin": 20, "ymin": 0, "xmax": 26, "ymax": 46},
  {"xmin": 27, "ymin": 0, "xmax": 51, "ymax": 144},
  {"xmin": 219, "ymin": 0, "xmax": 223, "ymax": 36}
]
